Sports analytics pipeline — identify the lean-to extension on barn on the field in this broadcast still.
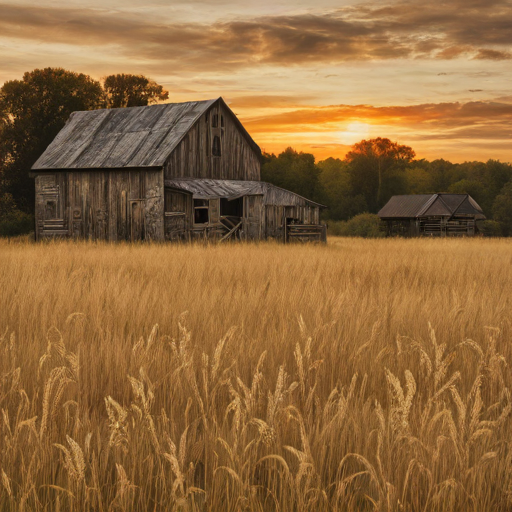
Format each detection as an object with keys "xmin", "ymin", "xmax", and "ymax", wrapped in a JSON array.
[
  {"xmin": 30, "ymin": 98, "xmax": 326, "ymax": 242},
  {"xmin": 378, "ymin": 194, "xmax": 486, "ymax": 236}
]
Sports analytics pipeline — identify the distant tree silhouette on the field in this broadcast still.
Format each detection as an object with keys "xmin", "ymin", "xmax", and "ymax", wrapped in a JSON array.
[{"xmin": 103, "ymin": 74, "xmax": 169, "ymax": 108}]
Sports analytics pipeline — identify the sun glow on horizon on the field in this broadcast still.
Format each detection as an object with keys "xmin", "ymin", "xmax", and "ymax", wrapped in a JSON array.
[
  {"xmin": 0, "ymin": 0, "xmax": 510, "ymax": 163},
  {"xmin": 336, "ymin": 122, "xmax": 372, "ymax": 145}
]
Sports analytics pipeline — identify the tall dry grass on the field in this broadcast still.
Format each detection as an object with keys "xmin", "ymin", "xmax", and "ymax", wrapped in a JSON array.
[{"xmin": 1, "ymin": 237, "xmax": 512, "ymax": 511}]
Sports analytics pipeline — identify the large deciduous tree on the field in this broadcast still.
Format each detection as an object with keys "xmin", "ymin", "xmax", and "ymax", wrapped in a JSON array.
[
  {"xmin": 103, "ymin": 74, "xmax": 169, "ymax": 108},
  {"xmin": 0, "ymin": 68, "xmax": 104, "ymax": 212},
  {"xmin": 345, "ymin": 137, "xmax": 415, "ymax": 211},
  {"xmin": 261, "ymin": 147, "xmax": 321, "ymax": 202}
]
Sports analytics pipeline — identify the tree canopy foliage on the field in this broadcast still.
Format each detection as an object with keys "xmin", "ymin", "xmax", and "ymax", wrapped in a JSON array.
[
  {"xmin": 493, "ymin": 181, "xmax": 512, "ymax": 236},
  {"xmin": 103, "ymin": 74, "xmax": 169, "ymax": 108},
  {"xmin": 261, "ymin": 148, "xmax": 320, "ymax": 199}
]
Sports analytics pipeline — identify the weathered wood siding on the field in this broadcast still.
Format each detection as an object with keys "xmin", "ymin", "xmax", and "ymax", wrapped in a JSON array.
[
  {"xmin": 35, "ymin": 170, "xmax": 164, "ymax": 241},
  {"xmin": 384, "ymin": 216, "xmax": 479, "ymax": 237},
  {"xmin": 164, "ymin": 101, "xmax": 260, "ymax": 181},
  {"xmin": 164, "ymin": 190, "xmax": 192, "ymax": 241},
  {"xmin": 163, "ymin": 184, "xmax": 323, "ymax": 243},
  {"xmin": 264, "ymin": 205, "xmax": 320, "ymax": 240},
  {"xmin": 259, "ymin": 184, "xmax": 321, "ymax": 240}
]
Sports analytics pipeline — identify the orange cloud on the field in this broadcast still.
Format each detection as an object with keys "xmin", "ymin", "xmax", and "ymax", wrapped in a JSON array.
[
  {"xmin": 239, "ymin": 100, "xmax": 512, "ymax": 135},
  {"xmin": 232, "ymin": 97, "xmax": 512, "ymax": 162}
]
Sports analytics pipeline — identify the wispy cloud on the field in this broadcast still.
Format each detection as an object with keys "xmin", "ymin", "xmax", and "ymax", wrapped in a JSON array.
[{"xmin": 0, "ymin": 0, "xmax": 510, "ymax": 72}]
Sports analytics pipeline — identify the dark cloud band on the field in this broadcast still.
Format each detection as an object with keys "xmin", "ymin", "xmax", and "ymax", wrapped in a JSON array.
[{"xmin": 0, "ymin": 1, "xmax": 510, "ymax": 70}]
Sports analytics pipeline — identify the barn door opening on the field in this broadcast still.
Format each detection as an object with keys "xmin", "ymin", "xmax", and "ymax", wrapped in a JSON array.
[
  {"xmin": 130, "ymin": 200, "xmax": 145, "ymax": 241},
  {"xmin": 220, "ymin": 197, "xmax": 243, "ymax": 230}
]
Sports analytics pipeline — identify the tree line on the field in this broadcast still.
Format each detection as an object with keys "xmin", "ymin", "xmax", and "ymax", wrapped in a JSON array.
[
  {"xmin": 263, "ymin": 144, "xmax": 512, "ymax": 236},
  {"xmin": 1, "ymin": 67, "xmax": 511, "ymax": 236}
]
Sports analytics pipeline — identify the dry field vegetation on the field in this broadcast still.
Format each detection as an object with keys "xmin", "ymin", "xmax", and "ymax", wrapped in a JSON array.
[{"xmin": 1, "ymin": 237, "xmax": 512, "ymax": 512}]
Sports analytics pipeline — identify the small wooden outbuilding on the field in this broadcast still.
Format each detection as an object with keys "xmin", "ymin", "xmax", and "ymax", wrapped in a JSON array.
[
  {"xmin": 31, "ymin": 98, "xmax": 326, "ymax": 242},
  {"xmin": 378, "ymin": 194, "xmax": 485, "ymax": 237}
]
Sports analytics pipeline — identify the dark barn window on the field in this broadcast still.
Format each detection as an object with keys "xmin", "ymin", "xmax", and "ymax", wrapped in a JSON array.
[
  {"xmin": 221, "ymin": 197, "xmax": 243, "ymax": 217},
  {"xmin": 212, "ymin": 114, "xmax": 219, "ymax": 128},
  {"xmin": 194, "ymin": 199, "xmax": 209, "ymax": 224},
  {"xmin": 212, "ymin": 136, "xmax": 221, "ymax": 157}
]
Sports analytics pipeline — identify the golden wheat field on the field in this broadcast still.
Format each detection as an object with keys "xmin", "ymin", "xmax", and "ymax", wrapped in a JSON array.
[{"xmin": 1, "ymin": 237, "xmax": 512, "ymax": 512}]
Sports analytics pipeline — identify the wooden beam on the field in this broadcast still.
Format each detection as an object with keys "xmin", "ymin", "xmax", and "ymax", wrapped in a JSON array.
[{"xmin": 219, "ymin": 221, "xmax": 242, "ymax": 242}]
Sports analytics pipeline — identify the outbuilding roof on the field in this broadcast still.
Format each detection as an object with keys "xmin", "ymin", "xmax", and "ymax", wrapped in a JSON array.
[
  {"xmin": 165, "ymin": 178, "xmax": 326, "ymax": 208},
  {"xmin": 32, "ymin": 98, "xmax": 260, "ymax": 171},
  {"xmin": 378, "ymin": 194, "xmax": 485, "ymax": 219}
]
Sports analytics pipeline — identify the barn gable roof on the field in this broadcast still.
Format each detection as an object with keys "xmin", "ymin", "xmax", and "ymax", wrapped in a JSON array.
[
  {"xmin": 378, "ymin": 194, "xmax": 485, "ymax": 219},
  {"xmin": 165, "ymin": 178, "xmax": 326, "ymax": 208},
  {"xmin": 32, "ymin": 98, "xmax": 260, "ymax": 171},
  {"xmin": 419, "ymin": 196, "xmax": 452, "ymax": 217}
]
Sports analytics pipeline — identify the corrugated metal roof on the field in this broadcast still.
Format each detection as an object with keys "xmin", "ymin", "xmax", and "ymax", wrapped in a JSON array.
[
  {"xmin": 433, "ymin": 194, "xmax": 485, "ymax": 218},
  {"xmin": 439, "ymin": 194, "xmax": 466, "ymax": 212},
  {"xmin": 467, "ymin": 195, "xmax": 484, "ymax": 214},
  {"xmin": 378, "ymin": 195, "xmax": 433, "ymax": 218},
  {"xmin": 32, "ymin": 98, "xmax": 260, "ymax": 170},
  {"xmin": 165, "ymin": 178, "xmax": 326, "ymax": 208},
  {"xmin": 166, "ymin": 178, "xmax": 264, "ymax": 200},
  {"xmin": 420, "ymin": 196, "xmax": 452, "ymax": 216},
  {"xmin": 378, "ymin": 194, "xmax": 485, "ymax": 219},
  {"xmin": 457, "ymin": 197, "xmax": 482, "ymax": 215}
]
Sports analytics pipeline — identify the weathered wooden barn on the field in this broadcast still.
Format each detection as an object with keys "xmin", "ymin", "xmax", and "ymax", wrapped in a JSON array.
[
  {"xmin": 30, "ymin": 98, "xmax": 326, "ymax": 242},
  {"xmin": 378, "ymin": 194, "xmax": 486, "ymax": 237}
]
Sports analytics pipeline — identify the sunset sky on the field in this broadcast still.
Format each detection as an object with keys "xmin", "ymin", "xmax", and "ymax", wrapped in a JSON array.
[{"xmin": 1, "ymin": 0, "xmax": 511, "ymax": 163}]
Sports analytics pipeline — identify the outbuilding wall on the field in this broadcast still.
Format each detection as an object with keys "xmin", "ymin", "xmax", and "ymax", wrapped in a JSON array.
[
  {"xmin": 163, "ymin": 187, "xmax": 323, "ymax": 242},
  {"xmin": 384, "ymin": 217, "xmax": 478, "ymax": 237}
]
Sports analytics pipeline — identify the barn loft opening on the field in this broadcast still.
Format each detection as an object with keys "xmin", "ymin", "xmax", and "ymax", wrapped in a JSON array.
[
  {"xmin": 212, "ymin": 136, "xmax": 221, "ymax": 157},
  {"xmin": 221, "ymin": 197, "xmax": 243, "ymax": 217},
  {"xmin": 194, "ymin": 199, "xmax": 209, "ymax": 224},
  {"xmin": 212, "ymin": 114, "xmax": 219, "ymax": 128}
]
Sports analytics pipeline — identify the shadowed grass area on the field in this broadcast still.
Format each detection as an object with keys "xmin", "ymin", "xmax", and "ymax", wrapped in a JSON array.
[{"xmin": 1, "ymin": 237, "xmax": 512, "ymax": 511}]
